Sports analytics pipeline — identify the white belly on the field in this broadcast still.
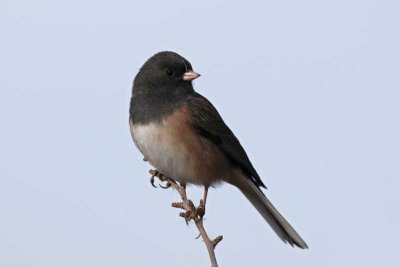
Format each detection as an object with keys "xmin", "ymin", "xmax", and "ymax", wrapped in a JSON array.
[
  {"xmin": 130, "ymin": 121, "xmax": 183, "ymax": 178},
  {"xmin": 129, "ymin": 112, "xmax": 229, "ymax": 186}
]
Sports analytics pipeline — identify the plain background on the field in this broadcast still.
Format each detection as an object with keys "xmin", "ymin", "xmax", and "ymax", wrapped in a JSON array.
[{"xmin": 1, "ymin": 1, "xmax": 399, "ymax": 266}]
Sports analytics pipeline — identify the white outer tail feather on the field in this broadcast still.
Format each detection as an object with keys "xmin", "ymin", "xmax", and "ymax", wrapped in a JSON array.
[{"xmin": 231, "ymin": 175, "xmax": 308, "ymax": 249}]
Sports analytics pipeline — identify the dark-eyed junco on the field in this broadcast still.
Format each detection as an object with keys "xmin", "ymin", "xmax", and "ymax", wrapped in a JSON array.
[{"xmin": 129, "ymin": 51, "xmax": 308, "ymax": 248}]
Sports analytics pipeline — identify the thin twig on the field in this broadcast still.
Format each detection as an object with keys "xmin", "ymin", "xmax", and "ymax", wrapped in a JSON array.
[{"xmin": 149, "ymin": 170, "xmax": 222, "ymax": 267}]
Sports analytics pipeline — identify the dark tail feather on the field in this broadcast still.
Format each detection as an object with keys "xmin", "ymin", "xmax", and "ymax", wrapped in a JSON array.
[{"xmin": 233, "ymin": 176, "xmax": 308, "ymax": 249}]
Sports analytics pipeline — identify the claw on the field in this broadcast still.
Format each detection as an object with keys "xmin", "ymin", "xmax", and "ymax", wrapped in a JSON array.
[
  {"xmin": 149, "ymin": 169, "xmax": 169, "ymax": 188},
  {"xmin": 160, "ymin": 182, "xmax": 171, "ymax": 189},
  {"xmin": 179, "ymin": 212, "xmax": 191, "ymax": 225},
  {"xmin": 179, "ymin": 209, "xmax": 197, "ymax": 224},
  {"xmin": 150, "ymin": 175, "xmax": 157, "ymax": 188}
]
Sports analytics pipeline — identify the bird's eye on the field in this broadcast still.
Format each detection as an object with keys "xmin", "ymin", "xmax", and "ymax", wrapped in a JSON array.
[{"xmin": 165, "ymin": 69, "xmax": 174, "ymax": 77}]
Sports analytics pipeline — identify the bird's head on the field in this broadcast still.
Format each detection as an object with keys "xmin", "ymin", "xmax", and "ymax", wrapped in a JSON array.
[{"xmin": 134, "ymin": 51, "xmax": 200, "ymax": 91}]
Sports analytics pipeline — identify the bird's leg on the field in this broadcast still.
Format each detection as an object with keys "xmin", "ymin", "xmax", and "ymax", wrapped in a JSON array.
[
  {"xmin": 197, "ymin": 185, "xmax": 209, "ymax": 219},
  {"xmin": 203, "ymin": 185, "xmax": 209, "ymax": 208}
]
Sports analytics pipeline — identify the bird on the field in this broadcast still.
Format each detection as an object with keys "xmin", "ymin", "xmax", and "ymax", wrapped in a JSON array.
[{"xmin": 129, "ymin": 51, "xmax": 308, "ymax": 249}]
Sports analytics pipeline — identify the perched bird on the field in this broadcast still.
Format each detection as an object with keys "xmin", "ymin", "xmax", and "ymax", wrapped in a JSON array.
[{"xmin": 129, "ymin": 51, "xmax": 308, "ymax": 249}]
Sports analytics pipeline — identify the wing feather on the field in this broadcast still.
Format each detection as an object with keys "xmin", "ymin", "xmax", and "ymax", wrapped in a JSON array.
[{"xmin": 187, "ymin": 94, "xmax": 266, "ymax": 188}]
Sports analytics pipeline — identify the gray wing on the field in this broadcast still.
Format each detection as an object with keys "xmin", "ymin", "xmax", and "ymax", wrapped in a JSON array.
[{"xmin": 187, "ymin": 93, "xmax": 266, "ymax": 188}]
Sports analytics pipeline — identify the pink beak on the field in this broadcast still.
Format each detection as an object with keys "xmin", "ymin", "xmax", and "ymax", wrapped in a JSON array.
[{"xmin": 182, "ymin": 70, "xmax": 201, "ymax": 81}]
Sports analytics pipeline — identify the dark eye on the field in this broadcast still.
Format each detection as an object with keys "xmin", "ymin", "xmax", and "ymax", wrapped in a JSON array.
[{"xmin": 165, "ymin": 69, "xmax": 174, "ymax": 77}]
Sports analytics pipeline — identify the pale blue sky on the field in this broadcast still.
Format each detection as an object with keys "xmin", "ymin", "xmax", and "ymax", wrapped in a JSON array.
[{"xmin": 1, "ymin": 1, "xmax": 399, "ymax": 266}]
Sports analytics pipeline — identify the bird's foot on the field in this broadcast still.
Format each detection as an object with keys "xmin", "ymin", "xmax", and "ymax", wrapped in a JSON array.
[
  {"xmin": 172, "ymin": 199, "xmax": 200, "ymax": 224},
  {"xmin": 197, "ymin": 199, "xmax": 205, "ymax": 219},
  {"xmin": 149, "ymin": 170, "xmax": 206, "ymax": 221},
  {"xmin": 149, "ymin": 169, "xmax": 171, "ymax": 189},
  {"xmin": 172, "ymin": 199, "xmax": 206, "ymax": 223},
  {"xmin": 197, "ymin": 186, "xmax": 209, "ymax": 219},
  {"xmin": 148, "ymin": 169, "xmax": 223, "ymax": 250}
]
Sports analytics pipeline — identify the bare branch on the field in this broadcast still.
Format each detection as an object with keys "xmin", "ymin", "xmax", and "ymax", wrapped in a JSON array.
[{"xmin": 149, "ymin": 169, "xmax": 223, "ymax": 267}]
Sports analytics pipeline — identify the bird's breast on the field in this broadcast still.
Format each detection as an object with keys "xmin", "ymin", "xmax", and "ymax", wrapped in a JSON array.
[{"xmin": 129, "ymin": 105, "xmax": 230, "ymax": 185}]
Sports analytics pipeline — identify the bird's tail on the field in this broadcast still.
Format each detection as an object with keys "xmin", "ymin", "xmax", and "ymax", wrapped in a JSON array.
[{"xmin": 231, "ymin": 176, "xmax": 308, "ymax": 249}]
